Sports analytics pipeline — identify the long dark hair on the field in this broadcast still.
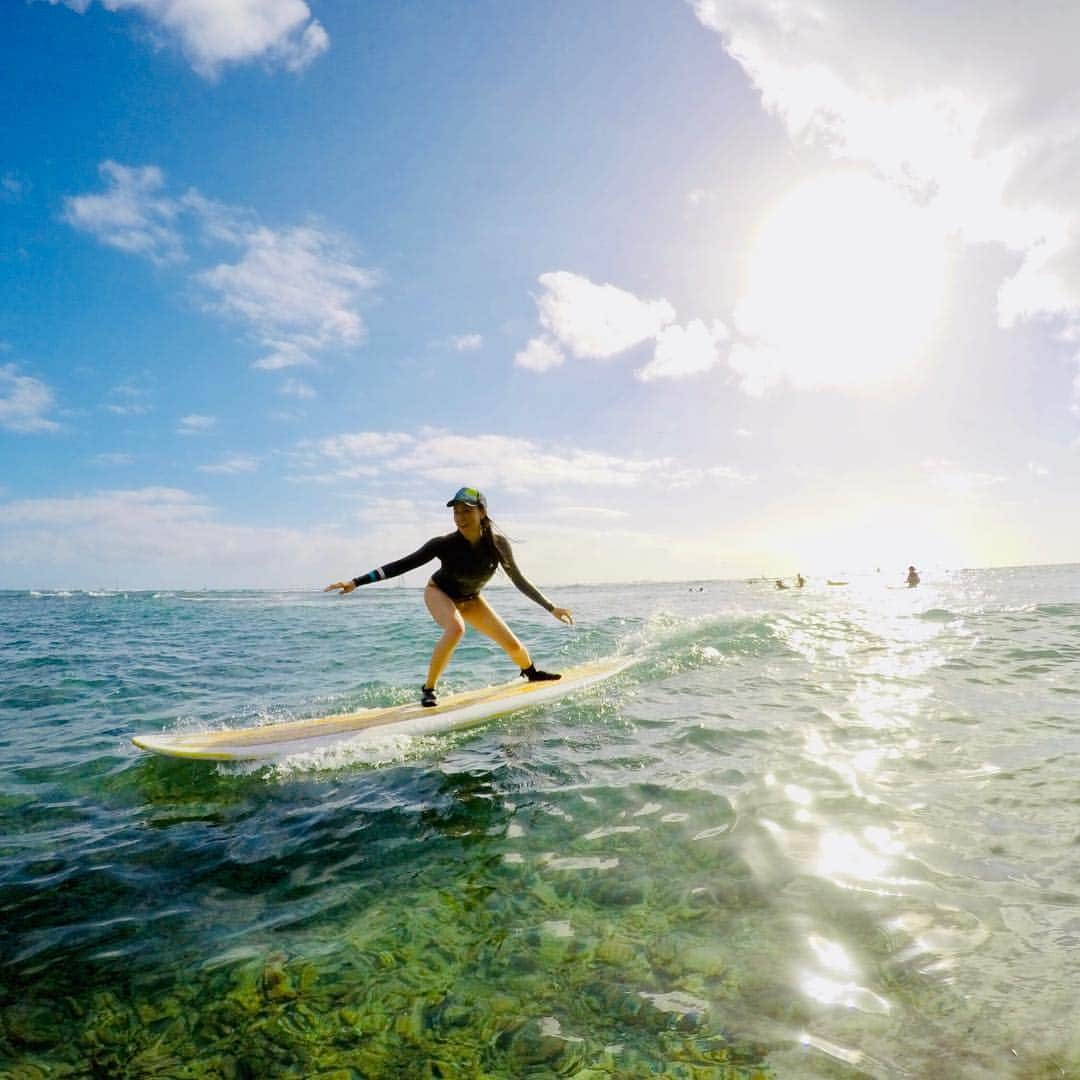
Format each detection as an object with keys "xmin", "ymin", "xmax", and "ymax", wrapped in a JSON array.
[
  {"xmin": 479, "ymin": 512, "xmax": 501, "ymax": 544},
  {"xmin": 479, "ymin": 511, "xmax": 516, "ymax": 558}
]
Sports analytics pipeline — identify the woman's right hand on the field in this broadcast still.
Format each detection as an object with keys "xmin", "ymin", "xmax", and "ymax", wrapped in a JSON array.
[{"xmin": 324, "ymin": 581, "xmax": 356, "ymax": 594}]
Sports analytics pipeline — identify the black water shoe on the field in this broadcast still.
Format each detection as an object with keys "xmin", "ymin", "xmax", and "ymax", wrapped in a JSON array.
[
  {"xmin": 520, "ymin": 664, "xmax": 561, "ymax": 683},
  {"xmin": 421, "ymin": 686, "xmax": 437, "ymax": 707}
]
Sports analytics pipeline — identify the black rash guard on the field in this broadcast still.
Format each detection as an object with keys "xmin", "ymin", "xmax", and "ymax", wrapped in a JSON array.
[{"xmin": 352, "ymin": 530, "xmax": 555, "ymax": 611}]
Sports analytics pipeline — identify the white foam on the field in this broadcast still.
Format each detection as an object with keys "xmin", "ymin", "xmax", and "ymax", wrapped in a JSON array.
[{"xmin": 269, "ymin": 731, "xmax": 437, "ymax": 776}]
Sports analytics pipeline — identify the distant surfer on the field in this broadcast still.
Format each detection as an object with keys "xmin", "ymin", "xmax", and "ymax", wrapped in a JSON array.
[
  {"xmin": 775, "ymin": 578, "xmax": 788, "ymax": 590},
  {"xmin": 325, "ymin": 487, "xmax": 573, "ymax": 707},
  {"xmin": 906, "ymin": 565, "xmax": 921, "ymax": 588},
  {"xmin": 795, "ymin": 573, "xmax": 805, "ymax": 588}
]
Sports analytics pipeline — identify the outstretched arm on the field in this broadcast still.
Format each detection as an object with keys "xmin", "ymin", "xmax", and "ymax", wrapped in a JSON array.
[
  {"xmin": 325, "ymin": 537, "xmax": 443, "ymax": 595},
  {"xmin": 494, "ymin": 535, "xmax": 574, "ymax": 624}
]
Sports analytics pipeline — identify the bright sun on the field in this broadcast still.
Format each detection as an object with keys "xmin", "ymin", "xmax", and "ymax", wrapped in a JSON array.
[{"xmin": 732, "ymin": 170, "xmax": 948, "ymax": 393}]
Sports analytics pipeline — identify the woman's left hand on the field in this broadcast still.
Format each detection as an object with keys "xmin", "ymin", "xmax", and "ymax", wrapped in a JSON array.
[{"xmin": 551, "ymin": 607, "xmax": 574, "ymax": 625}]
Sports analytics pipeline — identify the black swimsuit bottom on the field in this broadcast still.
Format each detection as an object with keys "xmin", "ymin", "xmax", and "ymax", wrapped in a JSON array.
[{"xmin": 435, "ymin": 585, "xmax": 480, "ymax": 603}]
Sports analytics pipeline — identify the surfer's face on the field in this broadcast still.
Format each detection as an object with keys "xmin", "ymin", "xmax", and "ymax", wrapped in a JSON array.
[{"xmin": 452, "ymin": 502, "xmax": 481, "ymax": 530}]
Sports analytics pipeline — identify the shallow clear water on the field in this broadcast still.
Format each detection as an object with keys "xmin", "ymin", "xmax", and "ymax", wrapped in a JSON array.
[{"xmin": 2, "ymin": 567, "xmax": 1079, "ymax": 1077}]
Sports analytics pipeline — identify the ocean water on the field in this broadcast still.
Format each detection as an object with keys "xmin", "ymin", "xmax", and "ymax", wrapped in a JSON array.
[{"xmin": 1, "ymin": 566, "xmax": 1078, "ymax": 1079}]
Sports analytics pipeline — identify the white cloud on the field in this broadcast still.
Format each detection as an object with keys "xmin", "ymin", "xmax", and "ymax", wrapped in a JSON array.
[
  {"xmin": 63, "ymin": 161, "xmax": 183, "ymax": 265},
  {"xmin": 248, "ymin": 341, "xmax": 312, "ymax": 372},
  {"xmin": 45, "ymin": 0, "xmax": 329, "ymax": 79},
  {"xmin": 296, "ymin": 427, "xmax": 748, "ymax": 494},
  {"xmin": 452, "ymin": 334, "xmax": 483, "ymax": 352},
  {"xmin": 178, "ymin": 414, "xmax": 216, "ymax": 434},
  {"xmin": 178, "ymin": 190, "xmax": 254, "ymax": 244},
  {"xmin": 0, "ymin": 483, "xmax": 754, "ymax": 587},
  {"xmin": 104, "ymin": 383, "xmax": 153, "ymax": 417},
  {"xmin": 354, "ymin": 498, "xmax": 423, "ymax": 524},
  {"xmin": 65, "ymin": 164, "xmax": 379, "ymax": 372},
  {"xmin": 0, "ymin": 486, "xmax": 356, "ymax": 588},
  {"xmin": 291, "ymin": 430, "xmax": 412, "ymax": 481},
  {"xmin": 106, "ymin": 399, "xmax": 152, "ymax": 416},
  {"xmin": 0, "ymin": 486, "xmax": 200, "ymax": 524},
  {"xmin": 1, "ymin": 174, "xmax": 26, "ymax": 202},
  {"xmin": 514, "ymin": 336, "xmax": 565, "ymax": 372},
  {"xmin": 517, "ymin": 273, "xmax": 733, "ymax": 384},
  {"xmin": 279, "ymin": 377, "xmax": 316, "ymax": 399},
  {"xmin": 535, "ymin": 271, "xmax": 676, "ymax": 360},
  {"xmin": 549, "ymin": 505, "xmax": 630, "ymax": 520},
  {"xmin": 700, "ymin": 464, "xmax": 752, "ymax": 485},
  {"xmin": 0, "ymin": 364, "xmax": 60, "ymax": 433},
  {"xmin": 396, "ymin": 433, "xmax": 669, "ymax": 490},
  {"xmin": 90, "ymin": 452, "xmax": 135, "ymax": 466},
  {"xmin": 638, "ymin": 319, "xmax": 729, "ymax": 382},
  {"xmin": 689, "ymin": 0, "xmax": 1080, "ymax": 401},
  {"xmin": 197, "ymin": 225, "xmax": 378, "ymax": 369},
  {"xmin": 313, "ymin": 432, "xmax": 415, "ymax": 460},
  {"xmin": 198, "ymin": 455, "xmax": 259, "ymax": 474}
]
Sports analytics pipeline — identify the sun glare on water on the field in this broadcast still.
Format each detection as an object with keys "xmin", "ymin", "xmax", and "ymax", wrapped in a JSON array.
[{"xmin": 732, "ymin": 171, "xmax": 948, "ymax": 393}]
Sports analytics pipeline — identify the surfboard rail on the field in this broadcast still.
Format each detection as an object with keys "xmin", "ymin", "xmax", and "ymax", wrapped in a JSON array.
[{"xmin": 132, "ymin": 656, "xmax": 634, "ymax": 762}]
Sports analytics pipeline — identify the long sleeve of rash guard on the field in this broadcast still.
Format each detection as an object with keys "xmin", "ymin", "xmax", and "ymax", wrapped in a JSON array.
[
  {"xmin": 351, "ymin": 537, "xmax": 442, "ymax": 587},
  {"xmin": 494, "ymin": 535, "xmax": 555, "ymax": 612}
]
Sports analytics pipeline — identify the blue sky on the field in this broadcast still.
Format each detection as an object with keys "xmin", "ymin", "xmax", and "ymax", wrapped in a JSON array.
[{"xmin": 2, "ymin": 0, "xmax": 1079, "ymax": 589}]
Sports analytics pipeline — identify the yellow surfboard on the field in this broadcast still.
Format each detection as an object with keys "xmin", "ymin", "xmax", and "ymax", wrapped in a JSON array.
[{"xmin": 132, "ymin": 656, "xmax": 633, "ymax": 762}]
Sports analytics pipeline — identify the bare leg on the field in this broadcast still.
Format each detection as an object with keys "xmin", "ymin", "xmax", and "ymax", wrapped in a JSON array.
[
  {"xmin": 457, "ymin": 596, "xmax": 531, "ymax": 669},
  {"xmin": 423, "ymin": 582, "xmax": 466, "ymax": 688}
]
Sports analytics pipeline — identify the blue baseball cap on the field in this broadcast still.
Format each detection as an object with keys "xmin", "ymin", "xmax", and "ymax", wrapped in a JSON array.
[{"xmin": 446, "ymin": 486, "xmax": 487, "ymax": 509}]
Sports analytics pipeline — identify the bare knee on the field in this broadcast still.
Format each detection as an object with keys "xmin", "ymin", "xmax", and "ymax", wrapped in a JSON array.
[
  {"xmin": 436, "ymin": 613, "xmax": 466, "ymax": 643},
  {"xmin": 426, "ymin": 584, "xmax": 466, "ymax": 639}
]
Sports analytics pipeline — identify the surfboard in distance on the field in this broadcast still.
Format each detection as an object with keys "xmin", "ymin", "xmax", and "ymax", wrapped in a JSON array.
[{"xmin": 132, "ymin": 656, "xmax": 634, "ymax": 762}]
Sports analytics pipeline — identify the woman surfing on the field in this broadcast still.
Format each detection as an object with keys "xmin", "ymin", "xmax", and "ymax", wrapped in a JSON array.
[{"xmin": 325, "ymin": 487, "xmax": 573, "ymax": 707}]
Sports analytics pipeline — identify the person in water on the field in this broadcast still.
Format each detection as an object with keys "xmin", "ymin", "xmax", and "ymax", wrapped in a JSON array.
[
  {"xmin": 325, "ymin": 487, "xmax": 574, "ymax": 707},
  {"xmin": 906, "ymin": 565, "xmax": 921, "ymax": 587},
  {"xmin": 795, "ymin": 573, "xmax": 806, "ymax": 588}
]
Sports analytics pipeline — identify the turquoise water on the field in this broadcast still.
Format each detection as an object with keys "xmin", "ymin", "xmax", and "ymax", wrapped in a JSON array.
[{"xmin": 2, "ymin": 567, "xmax": 1079, "ymax": 1078}]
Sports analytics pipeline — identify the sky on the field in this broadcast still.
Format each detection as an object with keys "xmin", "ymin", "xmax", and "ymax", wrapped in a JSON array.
[{"xmin": 2, "ymin": 0, "xmax": 1079, "ymax": 589}]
